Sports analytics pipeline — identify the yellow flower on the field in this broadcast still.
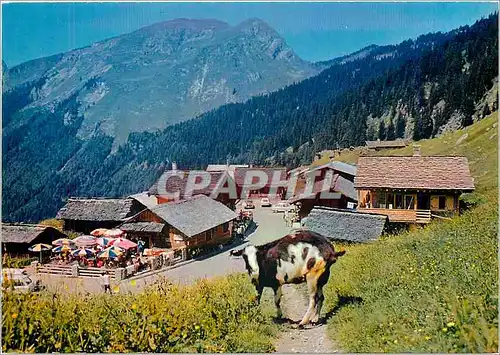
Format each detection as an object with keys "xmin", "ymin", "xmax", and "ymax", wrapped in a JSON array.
[
  {"xmin": 131, "ymin": 304, "xmax": 137, "ymax": 310},
  {"xmin": 442, "ymin": 327, "xmax": 448, "ymax": 332},
  {"xmin": 425, "ymin": 336, "xmax": 431, "ymax": 340},
  {"xmin": 130, "ymin": 280, "xmax": 137, "ymax": 287},
  {"xmin": 393, "ymin": 340, "xmax": 398, "ymax": 344},
  {"xmin": 113, "ymin": 286, "xmax": 120, "ymax": 293},
  {"xmin": 389, "ymin": 322, "xmax": 393, "ymax": 326},
  {"xmin": 11, "ymin": 313, "xmax": 18, "ymax": 319},
  {"xmin": 447, "ymin": 322, "xmax": 456, "ymax": 327},
  {"xmin": 195, "ymin": 325, "xmax": 200, "ymax": 330}
]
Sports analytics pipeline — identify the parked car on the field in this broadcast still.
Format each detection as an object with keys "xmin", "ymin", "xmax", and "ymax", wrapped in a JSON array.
[
  {"xmin": 260, "ymin": 197, "xmax": 271, "ymax": 207},
  {"xmin": 271, "ymin": 202, "xmax": 295, "ymax": 213},
  {"xmin": 243, "ymin": 200, "xmax": 255, "ymax": 209},
  {"xmin": 1, "ymin": 269, "xmax": 43, "ymax": 293}
]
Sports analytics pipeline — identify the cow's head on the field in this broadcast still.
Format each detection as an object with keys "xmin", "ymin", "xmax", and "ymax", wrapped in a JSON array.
[{"xmin": 230, "ymin": 245, "xmax": 260, "ymax": 285}]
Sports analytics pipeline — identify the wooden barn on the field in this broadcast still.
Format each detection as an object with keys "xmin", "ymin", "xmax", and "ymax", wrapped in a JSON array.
[
  {"xmin": 56, "ymin": 197, "xmax": 146, "ymax": 234},
  {"xmin": 355, "ymin": 149, "xmax": 475, "ymax": 224},
  {"xmin": 365, "ymin": 138, "xmax": 410, "ymax": 151},
  {"xmin": 2, "ymin": 224, "xmax": 68, "ymax": 256},
  {"xmin": 122, "ymin": 195, "xmax": 237, "ymax": 260},
  {"xmin": 149, "ymin": 170, "xmax": 238, "ymax": 209}
]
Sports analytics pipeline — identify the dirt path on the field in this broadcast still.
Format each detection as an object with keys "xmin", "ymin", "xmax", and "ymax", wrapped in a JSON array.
[{"xmin": 274, "ymin": 284, "xmax": 340, "ymax": 353}]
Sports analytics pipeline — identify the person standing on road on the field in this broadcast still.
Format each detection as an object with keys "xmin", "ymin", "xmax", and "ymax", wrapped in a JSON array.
[{"xmin": 100, "ymin": 272, "xmax": 111, "ymax": 294}]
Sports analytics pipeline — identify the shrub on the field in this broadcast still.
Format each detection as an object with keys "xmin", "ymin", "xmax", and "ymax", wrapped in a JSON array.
[{"xmin": 2, "ymin": 274, "xmax": 279, "ymax": 353}]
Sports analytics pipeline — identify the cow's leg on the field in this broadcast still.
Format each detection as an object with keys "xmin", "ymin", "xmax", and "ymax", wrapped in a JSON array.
[
  {"xmin": 298, "ymin": 273, "xmax": 319, "ymax": 326},
  {"xmin": 273, "ymin": 285, "xmax": 283, "ymax": 318},
  {"xmin": 256, "ymin": 284, "xmax": 264, "ymax": 304},
  {"xmin": 311, "ymin": 268, "xmax": 330, "ymax": 323}
]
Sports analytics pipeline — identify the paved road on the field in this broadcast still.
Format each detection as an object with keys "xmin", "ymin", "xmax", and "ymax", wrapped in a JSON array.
[{"xmin": 35, "ymin": 204, "xmax": 292, "ymax": 293}]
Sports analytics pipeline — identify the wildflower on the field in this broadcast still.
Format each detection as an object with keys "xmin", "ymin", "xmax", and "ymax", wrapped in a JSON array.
[
  {"xmin": 447, "ymin": 322, "xmax": 456, "ymax": 327},
  {"xmin": 442, "ymin": 327, "xmax": 448, "ymax": 332},
  {"xmin": 11, "ymin": 313, "xmax": 18, "ymax": 319},
  {"xmin": 435, "ymin": 286, "xmax": 439, "ymax": 290},
  {"xmin": 389, "ymin": 322, "xmax": 393, "ymax": 326},
  {"xmin": 131, "ymin": 304, "xmax": 137, "ymax": 310},
  {"xmin": 113, "ymin": 286, "xmax": 120, "ymax": 293},
  {"xmin": 195, "ymin": 325, "xmax": 200, "ymax": 330},
  {"xmin": 417, "ymin": 328, "xmax": 423, "ymax": 332},
  {"xmin": 393, "ymin": 340, "xmax": 398, "ymax": 344},
  {"xmin": 425, "ymin": 336, "xmax": 431, "ymax": 340},
  {"xmin": 130, "ymin": 280, "xmax": 137, "ymax": 287}
]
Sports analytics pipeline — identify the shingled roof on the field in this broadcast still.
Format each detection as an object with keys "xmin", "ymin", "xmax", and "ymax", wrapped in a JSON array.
[
  {"xmin": 2, "ymin": 224, "xmax": 66, "ymax": 244},
  {"xmin": 302, "ymin": 207, "xmax": 387, "ymax": 243},
  {"xmin": 365, "ymin": 139, "xmax": 409, "ymax": 149},
  {"xmin": 56, "ymin": 198, "xmax": 142, "ymax": 221},
  {"xmin": 148, "ymin": 171, "xmax": 234, "ymax": 197},
  {"xmin": 355, "ymin": 156, "xmax": 475, "ymax": 191},
  {"xmin": 120, "ymin": 222, "xmax": 165, "ymax": 233},
  {"xmin": 150, "ymin": 195, "xmax": 237, "ymax": 238}
]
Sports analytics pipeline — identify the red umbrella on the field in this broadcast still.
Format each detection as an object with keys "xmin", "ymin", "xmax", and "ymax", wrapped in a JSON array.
[{"xmin": 109, "ymin": 237, "xmax": 137, "ymax": 250}]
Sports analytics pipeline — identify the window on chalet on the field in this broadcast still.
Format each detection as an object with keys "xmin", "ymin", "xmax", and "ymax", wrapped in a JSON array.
[
  {"xmin": 206, "ymin": 229, "xmax": 213, "ymax": 241},
  {"xmin": 395, "ymin": 194, "xmax": 403, "ymax": 209},
  {"xmin": 438, "ymin": 196, "xmax": 446, "ymax": 210},
  {"xmin": 222, "ymin": 222, "xmax": 229, "ymax": 233},
  {"xmin": 404, "ymin": 195, "xmax": 414, "ymax": 209}
]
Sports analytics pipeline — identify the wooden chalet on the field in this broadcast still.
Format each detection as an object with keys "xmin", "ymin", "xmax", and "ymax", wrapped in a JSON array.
[
  {"xmin": 206, "ymin": 164, "xmax": 249, "ymax": 178},
  {"xmin": 354, "ymin": 149, "xmax": 475, "ymax": 224},
  {"xmin": 233, "ymin": 167, "xmax": 288, "ymax": 199},
  {"xmin": 56, "ymin": 197, "xmax": 145, "ymax": 234},
  {"xmin": 122, "ymin": 195, "xmax": 237, "ymax": 260},
  {"xmin": 365, "ymin": 138, "xmax": 410, "ymax": 151},
  {"xmin": 148, "ymin": 170, "xmax": 237, "ymax": 209},
  {"xmin": 2, "ymin": 224, "xmax": 67, "ymax": 256},
  {"xmin": 304, "ymin": 161, "xmax": 357, "ymax": 182}
]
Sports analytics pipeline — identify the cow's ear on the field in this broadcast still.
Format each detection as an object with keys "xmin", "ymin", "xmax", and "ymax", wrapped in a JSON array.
[
  {"xmin": 230, "ymin": 249, "xmax": 244, "ymax": 257},
  {"xmin": 334, "ymin": 249, "xmax": 346, "ymax": 258}
]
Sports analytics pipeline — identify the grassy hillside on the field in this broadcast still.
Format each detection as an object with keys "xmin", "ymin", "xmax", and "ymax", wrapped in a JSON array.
[{"xmin": 322, "ymin": 113, "xmax": 498, "ymax": 352}]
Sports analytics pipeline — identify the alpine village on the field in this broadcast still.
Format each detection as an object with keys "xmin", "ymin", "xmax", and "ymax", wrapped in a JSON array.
[{"xmin": 2, "ymin": 8, "xmax": 498, "ymax": 354}]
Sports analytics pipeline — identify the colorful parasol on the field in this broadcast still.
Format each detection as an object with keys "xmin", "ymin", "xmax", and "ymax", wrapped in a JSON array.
[
  {"xmin": 98, "ymin": 245, "xmax": 124, "ymax": 259},
  {"xmin": 73, "ymin": 235, "xmax": 97, "ymax": 247},
  {"xmin": 103, "ymin": 229, "xmax": 124, "ymax": 237},
  {"xmin": 90, "ymin": 228, "xmax": 109, "ymax": 237},
  {"xmin": 52, "ymin": 238, "xmax": 76, "ymax": 247},
  {"xmin": 71, "ymin": 248, "xmax": 95, "ymax": 258},
  {"xmin": 96, "ymin": 237, "xmax": 115, "ymax": 247},
  {"xmin": 29, "ymin": 243, "xmax": 52, "ymax": 262},
  {"xmin": 52, "ymin": 245, "xmax": 76, "ymax": 253},
  {"xmin": 109, "ymin": 237, "xmax": 137, "ymax": 250}
]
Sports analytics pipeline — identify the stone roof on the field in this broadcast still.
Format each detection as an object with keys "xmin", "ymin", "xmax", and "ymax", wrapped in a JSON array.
[
  {"xmin": 2, "ymin": 224, "xmax": 66, "ymax": 244},
  {"xmin": 120, "ymin": 222, "xmax": 165, "ymax": 233},
  {"xmin": 56, "ymin": 198, "xmax": 142, "ymax": 221},
  {"xmin": 355, "ymin": 156, "xmax": 475, "ymax": 190},
  {"xmin": 129, "ymin": 192, "xmax": 158, "ymax": 209},
  {"xmin": 151, "ymin": 195, "xmax": 237, "ymax": 237},
  {"xmin": 302, "ymin": 207, "xmax": 387, "ymax": 243}
]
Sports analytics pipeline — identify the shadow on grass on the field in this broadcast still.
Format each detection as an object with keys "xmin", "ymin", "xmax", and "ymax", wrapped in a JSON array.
[{"xmin": 319, "ymin": 294, "xmax": 363, "ymax": 324}]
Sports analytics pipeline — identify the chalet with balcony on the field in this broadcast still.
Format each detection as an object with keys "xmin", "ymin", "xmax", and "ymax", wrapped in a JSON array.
[
  {"xmin": 122, "ymin": 195, "xmax": 237, "ymax": 260},
  {"xmin": 354, "ymin": 149, "xmax": 475, "ymax": 224}
]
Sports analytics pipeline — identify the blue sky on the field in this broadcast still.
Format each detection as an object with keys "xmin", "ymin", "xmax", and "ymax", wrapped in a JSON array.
[{"xmin": 2, "ymin": 2, "xmax": 497, "ymax": 67}]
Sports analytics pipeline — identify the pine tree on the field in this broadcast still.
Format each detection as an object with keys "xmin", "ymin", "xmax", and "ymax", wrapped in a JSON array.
[
  {"xmin": 386, "ymin": 119, "xmax": 396, "ymax": 140},
  {"xmin": 378, "ymin": 121, "xmax": 387, "ymax": 140}
]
